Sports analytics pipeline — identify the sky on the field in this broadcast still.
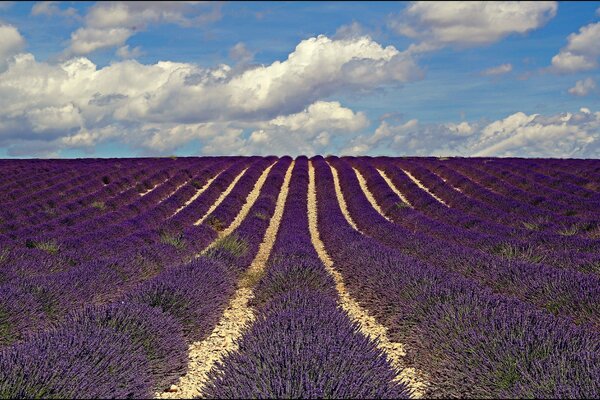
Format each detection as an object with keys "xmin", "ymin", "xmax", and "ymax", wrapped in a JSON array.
[{"xmin": 0, "ymin": 1, "xmax": 599, "ymax": 158}]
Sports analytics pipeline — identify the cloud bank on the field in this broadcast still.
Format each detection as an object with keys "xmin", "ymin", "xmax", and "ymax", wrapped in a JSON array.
[
  {"xmin": 343, "ymin": 108, "xmax": 600, "ymax": 158},
  {"xmin": 0, "ymin": 27, "xmax": 421, "ymax": 156}
]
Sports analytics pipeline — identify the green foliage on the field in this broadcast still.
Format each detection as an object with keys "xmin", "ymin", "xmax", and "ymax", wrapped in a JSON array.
[
  {"xmin": 491, "ymin": 242, "xmax": 546, "ymax": 264},
  {"xmin": 206, "ymin": 216, "xmax": 225, "ymax": 232},
  {"xmin": 208, "ymin": 234, "xmax": 248, "ymax": 258},
  {"xmin": 91, "ymin": 201, "xmax": 106, "ymax": 210},
  {"xmin": 25, "ymin": 240, "xmax": 60, "ymax": 255},
  {"xmin": 159, "ymin": 232, "xmax": 186, "ymax": 249},
  {"xmin": 558, "ymin": 224, "xmax": 580, "ymax": 236},
  {"xmin": 253, "ymin": 211, "xmax": 270, "ymax": 221},
  {"xmin": 394, "ymin": 201, "xmax": 410, "ymax": 209}
]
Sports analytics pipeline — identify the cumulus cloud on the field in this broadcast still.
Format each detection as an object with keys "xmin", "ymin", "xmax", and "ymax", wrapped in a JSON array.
[
  {"xmin": 228, "ymin": 42, "xmax": 254, "ymax": 64},
  {"xmin": 113, "ymin": 35, "xmax": 422, "ymax": 123},
  {"xmin": 116, "ymin": 44, "xmax": 143, "ymax": 59},
  {"xmin": 481, "ymin": 63, "xmax": 513, "ymax": 76},
  {"xmin": 0, "ymin": 24, "xmax": 25, "ymax": 71},
  {"xmin": 334, "ymin": 21, "xmax": 367, "ymax": 39},
  {"xmin": 31, "ymin": 1, "xmax": 79, "ymax": 18},
  {"xmin": 0, "ymin": 33, "xmax": 422, "ymax": 156},
  {"xmin": 568, "ymin": 78, "xmax": 597, "ymax": 96},
  {"xmin": 343, "ymin": 109, "xmax": 600, "ymax": 158},
  {"xmin": 551, "ymin": 22, "xmax": 600, "ymax": 73},
  {"xmin": 391, "ymin": 1, "xmax": 557, "ymax": 52},
  {"xmin": 65, "ymin": 1, "xmax": 222, "ymax": 56},
  {"xmin": 240, "ymin": 101, "xmax": 369, "ymax": 155}
]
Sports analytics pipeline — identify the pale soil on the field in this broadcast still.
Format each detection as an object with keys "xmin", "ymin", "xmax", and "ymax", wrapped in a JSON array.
[
  {"xmin": 377, "ymin": 169, "xmax": 413, "ymax": 208},
  {"xmin": 313, "ymin": 162, "xmax": 427, "ymax": 398},
  {"xmin": 401, "ymin": 169, "xmax": 449, "ymax": 207},
  {"xmin": 327, "ymin": 161, "xmax": 361, "ymax": 232},
  {"xmin": 139, "ymin": 180, "xmax": 165, "ymax": 197},
  {"xmin": 156, "ymin": 161, "xmax": 294, "ymax": 399},
  {"xmin": 194, "ymin": 168, "xmax": 249, "ymax": 226},
  {"xmin": 200, "ymin": 163, "xmax": 275, "ymax": 256},
  {"xmin": 353, "ymin": 167, "xmax": 392, "ymax": 222},
  {"xmin": 171, "ymin": 172, "xmax": 223, "ymax": 217}
]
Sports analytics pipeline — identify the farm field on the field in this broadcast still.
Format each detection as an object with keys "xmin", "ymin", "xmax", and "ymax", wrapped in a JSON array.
[{"xmin": 0, "ymin": 155, "xmax": 599, "ymax": 398}]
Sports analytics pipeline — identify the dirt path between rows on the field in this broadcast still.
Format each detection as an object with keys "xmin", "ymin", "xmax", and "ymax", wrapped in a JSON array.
[
  {"xmin": 200, "ymin": 163, "xmax": 275, "ymax": 256},
  {"xmin": 194, "ymin": 168, "xmax": 248, "ymax": 225},
  {"xmin": 352, "ymin": 167, "xmax": 393, "ymax": 222},
  {"xmin": 156, "ymin": 161, "xmax": 294, "ymax": 399},
  {"xmin": 171, "ymin": 172, "xmax": 223, "ymax": 217},
  {"xmin": 377, "ymin": 169, "xmax": 413, "ymax": 207},
  {"xmin": 401, "ymin": 169, "xmax": 449, "ymax": 207},
  {"xmin": 309, "ymin": 162, "xmax": 427, "ymax": 398},
  {"xmin": 327, "ymin": 161, "xmax": 361, "ymax": 232}
]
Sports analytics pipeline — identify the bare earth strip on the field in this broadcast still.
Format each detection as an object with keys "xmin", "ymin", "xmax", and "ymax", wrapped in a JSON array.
[
  {"xmin": 156, "ymin": 161, "xmax": 294, "ymax": 399},
  {"xmin": 353, "ymin": 167, "xmax": 393, "ymax": 222},
  {"xmin": 401, "ymin": 169, "xmax": 449, "ymax": 207},
  {"xmin": 171, "ymin": 172, "xmax": 223, "ymax": 217},
  {"xmin": 327, "ymin": 161, "xmax": 361, "ymax": 232},
  {"xmin": 194, "ymin": 168, "xmax": 248, "ymax": 226},
  {"xmin": 311, "ymin": 162, "xmax": 427, "ymax": 398},
  {"xmin": 139, "ymin": 180, "xmax": 167, "ymax": 197},
  {"xmin": 200, "ymin": 163, "xmax": 276, "ymax": 256},
  {"xmin": 431, "ymin": 170, "xmax": 464, "ymax": 193},
  {"xmin": 377, "ymin": 169, "xmax": 413, "ymax": 207}
]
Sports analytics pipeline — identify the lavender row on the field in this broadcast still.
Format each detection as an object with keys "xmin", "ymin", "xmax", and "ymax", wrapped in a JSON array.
[
  {"xmin": 421, "ymin": 159, "xmax": 599, "ymax": 237},
  {"xmin": 204, "ymin": 157, "xmax": 409, "ymax": 399},
  {"xmin": 368, "ymin": 158, "xmax": 600, "ymax": 274},
  {"xmin": 0, "ymin": 159, "xmax": 259, "ymax": 345},
  {"xmin": 0, "ymin": 156, "xmax": 287, "ymax": 395},
  {"xmin": 487, "ymin": 158, "xmax": 600, "ymax": 202},
  {"xmin": 441, "ymin": 159, "xmax": 598, "ymax": 232},
  {"xmin": 313, "ymin": 156, "xmax": 599, "ymax": 398},
  {"xmin": 204, "ymin": 156, "xmax": 277, "ymax": 232},
  {"xmin": 457, "ymin": 158, "xmax": 600, "ymax": 216},
  {"xmin": 329, "ymin": 157, "xmax": 600, "ymax": 328},
  {"xmin": 205, "ymin": 157, "xmax": 292, "ymax": 277},
  {"xmin": 1, "ymin": 161, "xmax": 157, "ymax": 236},
  {"xmin": 0, "ymin": 161, "xmax": 228, "ymax": 284},
  {"xmin": 6, "ymin": 158, "xmax": 198, "ymax": 239}
]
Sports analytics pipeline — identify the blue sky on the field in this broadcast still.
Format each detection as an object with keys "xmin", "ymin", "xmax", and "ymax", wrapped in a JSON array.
[{"xmin": 0, "ymin": 1, "xmax": 599, "ymax": 158}]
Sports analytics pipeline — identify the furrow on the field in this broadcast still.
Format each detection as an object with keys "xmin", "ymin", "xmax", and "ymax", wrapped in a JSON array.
[
  {"xmin": 377, "ymin": 168, "xmax": 413, "ymax": 207},
  {"xmin": 311, "ymin": 162, "xmax": 426, "ymax": 398},
  {"xmin": 353, "ymin": 167, "xmax": 392, "ymax": 222},
  {"xmin": 200, "ymin": 163, "xmax": 276, "ymax": 256},
  {"xmin": 401, "ymin": 169, "xmax": 449, "ymax": 207},
  {"xmin": 194, "ymin": 168, "xmax": 248, "ymax": 226},
  {"xmin": 327, "ymin": 161, "xmax": 361, "ymax": 232},
  {"xmin": 171, "ymin": 172, "xmax": 222, "ymax": 218},
  {"xmin": 156, "ymin": 161, "xmax": 294, "ymax": 399}
]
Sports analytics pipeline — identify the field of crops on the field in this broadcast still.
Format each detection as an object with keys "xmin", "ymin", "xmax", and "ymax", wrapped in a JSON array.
[{"xmin": 0, "ymin": 155, "xmax": 599, "ymax": 398}]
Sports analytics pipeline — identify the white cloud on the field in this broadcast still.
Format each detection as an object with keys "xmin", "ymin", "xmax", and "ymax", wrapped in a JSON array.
[
  {"xmin": 551, "ymin": 22, "xmax": 600, "ymax": 73},
  {"xmin": 116, "ymin": 44, "xmax": 143, "ymax": 59},
  {"xmin": 481, "ymin": 63, "xmax": 513, "ymax": 76},
  {"xmin": 114, "ymin": 35, "xmax": 422, "ymax": 123},
  {"xmin": 31, "ymin": 1, "xmax": 78, "ymax": 18},
  {"xmin": 0, "ymin": 24, "xmax": 25, "ymax": 71},
  {"xmin": 0, "ymin": 34, "xmax": 421, "ymax": 156},
  {"xmin": 334, "ymin": 21, "xmax": 366, "ymax": 39},
  {"xmin": 344, "ymin": 109, "xmax": 600, "ymax": 158},
  {"xmin": 239, "ymin": 101, "xmax": 369, "ymax": 156},
  {"xmin": 391, "ymin": 1, "xmax": 557, "ymax": 52},
  {"xmin": 568, "ymin": 78, "xmax": 597, "ymax": 96},
  {"xmin": 229, "ymin": 42, "xmax": 254, "ymax": 64},
  {"xmin": 65, "ymin": 1, "xmax": 222, "ymax": 56},
  {"xmin": 68, "ymin": 27, "xmax": 133, "ymax": 55}
]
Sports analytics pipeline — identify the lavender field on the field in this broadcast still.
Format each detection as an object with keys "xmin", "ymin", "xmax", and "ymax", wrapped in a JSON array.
[{"xmin": 0, "ymin": 156, "xmax": 599, "ymax": 399}]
